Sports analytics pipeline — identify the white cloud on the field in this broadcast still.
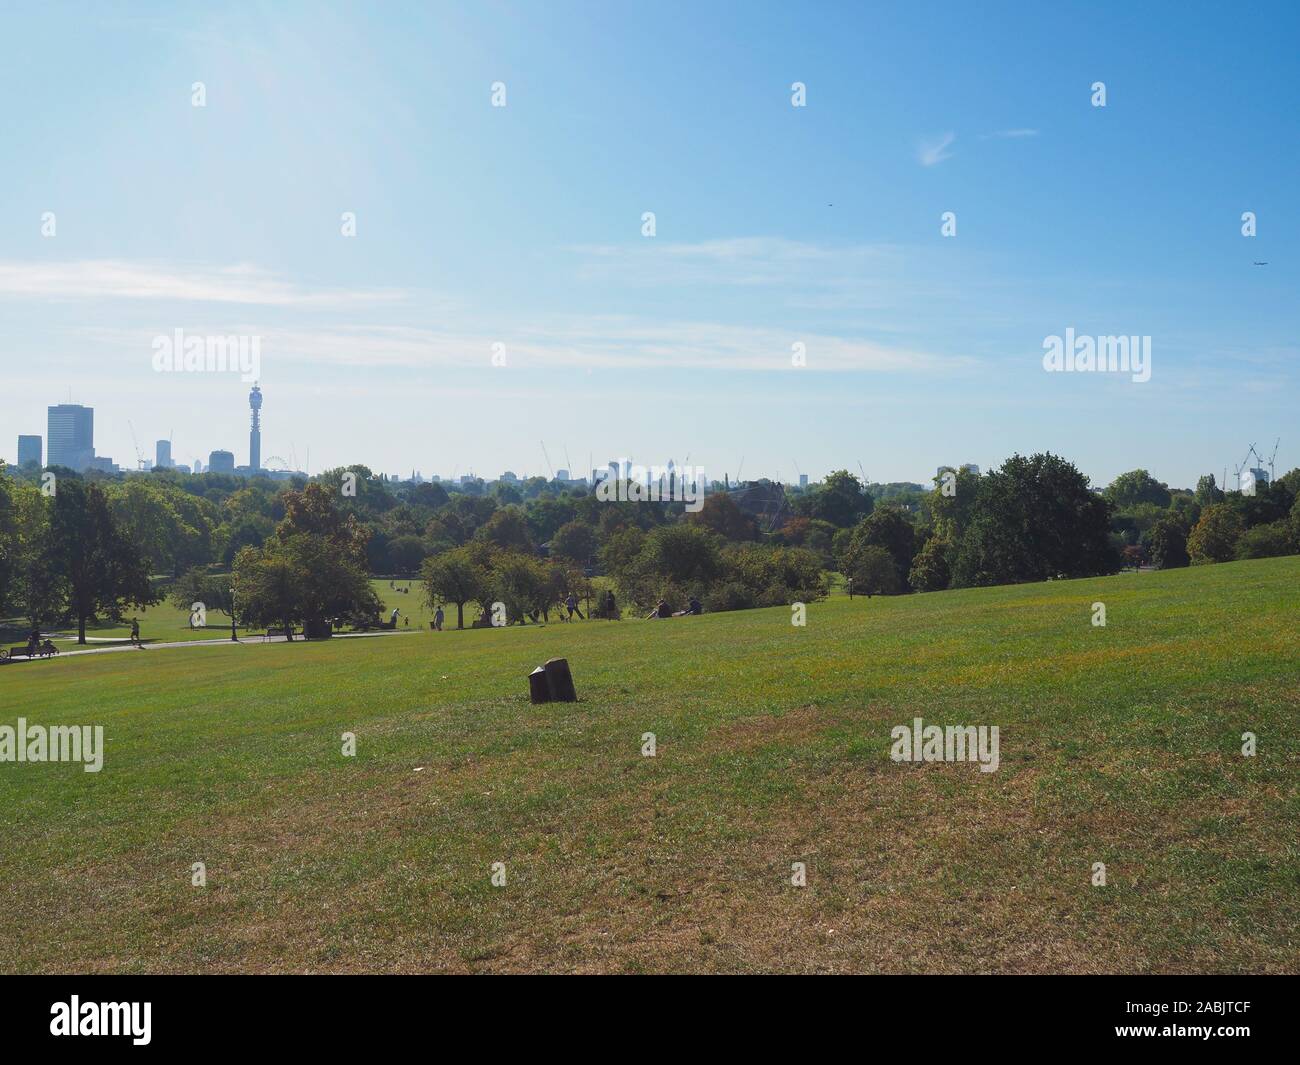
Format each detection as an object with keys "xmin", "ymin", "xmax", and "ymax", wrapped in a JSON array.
[
  {"xmin": 568, "ymin": 237, "xmax": 904, "ymax": 289},
  {"xmin": 917, "ymin": 131, "xmax": 956, "ymax": 166},
  {"xmin": 0, "ymin": 260, "xmax": 405, "ymax": 306},
  {"xmin": 73, "ymin": 317, "xmax": 973, "ymax": 375},
  {"xmin": 166, "ymin": 318, "xmax": 976, "ymax": 375},
  {"xmin": 981, "ymin": 128, "xmax": 1040, "ymax": 139}
]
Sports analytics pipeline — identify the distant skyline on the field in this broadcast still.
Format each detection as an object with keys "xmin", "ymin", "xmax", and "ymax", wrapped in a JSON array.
[{"xmin": 2, "ymin": 1, "xmax": 1297, "ymax": 489}]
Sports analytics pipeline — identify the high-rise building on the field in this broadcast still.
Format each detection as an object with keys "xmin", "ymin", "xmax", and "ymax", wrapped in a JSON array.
[
  {"xmin": 47, "ymin": 404, "xmax": 94, "ymax": 470},
  {"xmin": 249, "ymin": 384, "xmax": 262, "ymax": 471},
  {"xmin": 155, "ymin": 439, "xmax": 172, "ymax": 469},
  {"xmin": 799, "ymin": 473, "xmax": 809, "ymax": 490},
  {"xmin": 208, "ymin": 450, "xmax": 235, "ymax": 473},
  {"xmin": 17, "ymin": 435, "xmax": 41, "ymax": 467}
]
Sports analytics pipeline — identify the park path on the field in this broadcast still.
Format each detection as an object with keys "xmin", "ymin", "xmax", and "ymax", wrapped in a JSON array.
[{"xmin": 4, "ymin": 629, "xmax": 420, "ymax": 664}]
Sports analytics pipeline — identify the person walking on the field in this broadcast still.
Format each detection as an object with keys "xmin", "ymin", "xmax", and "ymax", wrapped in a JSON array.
[
  {"xmin": 565, "ymin": 592, "xmax": 584, "ymax": 620},
  {"xmin": 434, "ymin": 605, "xmax": 445, "ymax": 631},
  {"xmin": 130, "ymin": 618, "xmax": 144, "ymax": 649}
]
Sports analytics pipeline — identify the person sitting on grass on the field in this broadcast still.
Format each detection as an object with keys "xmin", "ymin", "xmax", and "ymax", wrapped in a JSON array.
[
  {"xmin": 671, "ymin": 596, "xmax": 703, "ymax": 618},
  {"xmin": 645, "ymin": 598, "xmax": 672, "ymax": 620}
]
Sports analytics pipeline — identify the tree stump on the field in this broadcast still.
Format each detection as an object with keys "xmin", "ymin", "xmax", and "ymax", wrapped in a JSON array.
[
  {"xmin": 543, "ymin": 658, "xmax": 577, "ymax": 702},
  {"xmin": 528, "ymin": 666, "xmax": 551, "ymax": 704}
]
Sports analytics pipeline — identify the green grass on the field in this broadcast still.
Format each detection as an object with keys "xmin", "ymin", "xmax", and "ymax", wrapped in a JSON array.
[
  {"xmin": 2, "ymin": 558, "xmax": 1297, "ymax": 973},
  {"xmin": 1, "ymin": 578, "xmax": 470, "ymax": 645}
]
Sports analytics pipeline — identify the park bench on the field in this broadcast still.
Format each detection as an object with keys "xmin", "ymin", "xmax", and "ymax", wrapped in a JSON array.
[
  {"xmin": 262, "ymin": 627, "xmax": 299, "ymax": 641},
  {"xmin": 1, "ymin": 641, "xmax": 59, "ymax": 661}
]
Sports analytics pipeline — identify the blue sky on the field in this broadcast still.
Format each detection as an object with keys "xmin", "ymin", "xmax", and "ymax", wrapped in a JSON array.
[{"xmin": 1, "ymin": 0, "xmax": 1296, "ymax": 488}]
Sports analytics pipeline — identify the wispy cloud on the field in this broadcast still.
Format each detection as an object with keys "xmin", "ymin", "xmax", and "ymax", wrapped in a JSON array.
[
  {"xmin": 82, "ymin": 317, "xmax": 975, "ymax": 375},
  {"xmin": 568, "ymin": 237, "xmax": 903, "ymax": 289},
  {"xmin": 980, "ymin": 128, "xmax": 1040, "ymax": 139},
  {"xmin": 0, "ymin": 260, "xmax": 405, "ymax": 307},
  {"xmin": 917, "ymin": 131, "xmax": 956, "ymax": 167}
]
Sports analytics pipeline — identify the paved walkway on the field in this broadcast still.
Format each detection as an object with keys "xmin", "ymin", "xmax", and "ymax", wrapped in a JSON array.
[{"xmin": 2, "ymin": 629, "xmax": 420, "ymax": 664}]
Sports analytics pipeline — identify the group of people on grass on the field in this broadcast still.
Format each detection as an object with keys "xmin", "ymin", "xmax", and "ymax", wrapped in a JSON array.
[{"xmin": 645, "ymin": 596, "xmax": 702, "ymax": 620}]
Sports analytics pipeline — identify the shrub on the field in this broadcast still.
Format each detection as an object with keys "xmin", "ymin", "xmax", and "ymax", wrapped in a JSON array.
[
  {"xmin": 908, "ymin": 537, "xmax": 952, "ymax": 591},
  {"xmin": 1187, "ymin": 504, "xmax": 1244, "ymax": 564},
  {"xmin": 1234, "ymin": 521, "xmax": 1296, "ymax": 560}
]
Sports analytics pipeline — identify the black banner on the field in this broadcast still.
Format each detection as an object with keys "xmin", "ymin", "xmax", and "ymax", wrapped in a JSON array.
[{"xmin": 0, "ymin": 976, "xmax": 1291, "ymax": 1051}]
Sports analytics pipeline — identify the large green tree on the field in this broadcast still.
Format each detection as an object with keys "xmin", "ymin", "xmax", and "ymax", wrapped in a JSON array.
[
  {"xmin": 841, "ymin": 507, "xmax": 917, "ymax": 591},
  {"xmin": 550, "ymin": 520, "xmax": 598, "ymax": 565},
  {"xmin": 686, "ymin": 492, "xmax": 760, "ymax": 541},
  {"xmin": 1187, "ymin": 504, "xmax": 1244, "ymax": 564},
  {"xmin": 908, "ymin": 536, "xmax": 952, "ymax": 591},
  {"xmin": 49, "ymin": 480, "xmax": 156, "ymax": 643},
  {"xmin": 1105, "ymin": 469, "xmax": 1172, "ymax": 509},
  {"xmin": 794, "ymin": 470, "xmax": 873, "ymax": 528},
  {"xmin": 421, "ymin": 546, "xmax": 491, "ymax": 629},
  {"xmin": 277, "ymin": 482, "xmax": 371, "ymax": 567},
  {"xmin": 170, "ymin": 568, "xmax": 240, "ymax": 640},
  {"xmin": 233, "ymin": 533, "xmax": 376, "ymax": 638},
  {"xmin": 846, "ymin": 545, "xmax": 901, "ymax": 596},
  {"xmin": 4, "ymin": 478, "xmax": 64, "ymax": 627},
  {"xmin": 475, "ymin": 505, "xmax": 535, "ymax": 553},
  {"xmin": 231, "ymin": 547, "xmax": 300, "ymax": 639},
  {"xmin": 1148, "ymin": 516, "xmax": 1190, "ymax": 569},
  {"xmin": 951, "ymin": 453, "xmax": 1119, "ymax": 587}
]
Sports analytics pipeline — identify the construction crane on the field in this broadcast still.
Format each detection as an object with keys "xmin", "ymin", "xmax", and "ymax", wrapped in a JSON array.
[
  {"xmin": 1268, "ymin": 439, "xmax": 1281, "ymax": 483},
  {"xmin": 540, "ymin": 441, "xmax": 554, "ymax": 479},
  {"xmin": 127, "ymin": 420, "xmax": 148, "ymax": 470}
]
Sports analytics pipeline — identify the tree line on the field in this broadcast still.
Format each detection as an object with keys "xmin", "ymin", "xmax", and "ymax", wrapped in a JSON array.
[{"xmin": 3, "ymin": 454, "xmax": 1298, "ymax": 639}]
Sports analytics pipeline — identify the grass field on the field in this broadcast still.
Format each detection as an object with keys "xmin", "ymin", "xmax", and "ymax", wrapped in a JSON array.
[
  {"xmin": 1, "ymin": 578, "xmax": 437, "ymax": 646},
  {"xmin": 2, "ymin": 558, "xmax": 1297, "ymax": 973}
]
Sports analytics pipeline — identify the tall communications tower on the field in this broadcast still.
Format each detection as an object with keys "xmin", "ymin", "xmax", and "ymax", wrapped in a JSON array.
[{"xmin": 249, "ymin": 384, "xmax": 262, "ymax": 471}]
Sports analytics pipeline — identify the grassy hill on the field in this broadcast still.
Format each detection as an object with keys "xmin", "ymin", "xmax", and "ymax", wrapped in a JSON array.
[
  {"xmin": 2, "ymin": 578, "xmax": 436, "ymax": 646},
  {"xmin": 2, "ymin": 557, "xmax": 1297, "ymax": 973}
]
